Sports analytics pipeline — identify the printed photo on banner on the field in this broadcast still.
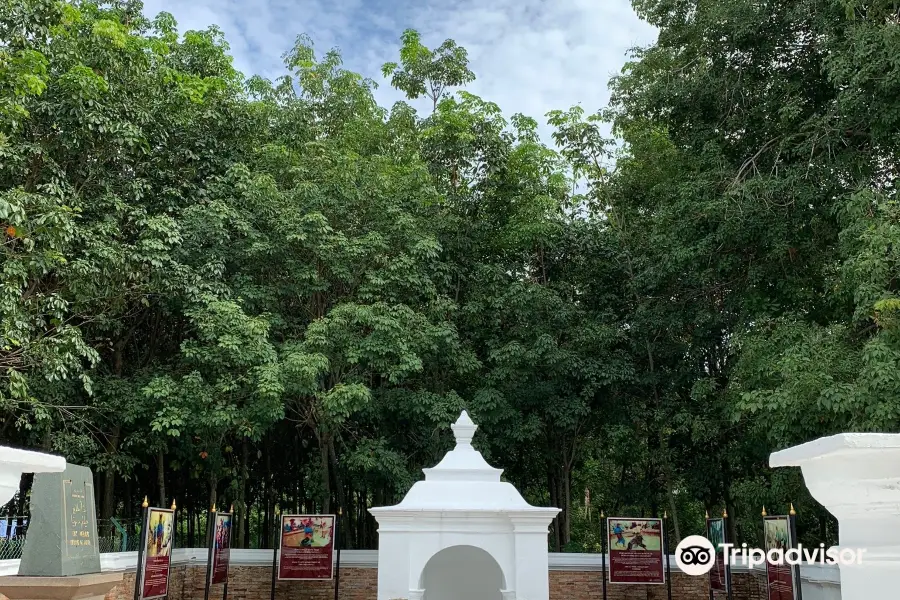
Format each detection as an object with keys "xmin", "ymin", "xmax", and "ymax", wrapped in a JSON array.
[
  {"xmin": 141, "ymin": 508, "xmax": 174, "ymax": 600},
  {"xmin": 764, "ymin": 516, "xmax": 797, "ymax": 600},
  {"xmin": 607, "ymin": 517, "xmax": 665, "ymax": 584},
  {"xmin": 147, "ymin": 509, "xmax": 174, "ymax": 557},
  {"xmin": 215, "ymin": 513, "xmax": 232, "ymax": 550},
  {"xmin": 281, "ymin": 514, "xmax": 333, "ymax": 548},
  {"xmin": 706, "ymin": 518, "xmax": 729, "ymax": 593},
  {"xmin": 277, "ymin": 514, "xmax": 335, "ymax": 580},
  {"xmin": 707, "ymin": 518, "xmax": 724, "ymax": 548},
  {"xmin": 210, "ymin": 512, "xmax": 232, "ymax": 585},
  {"xmin": 765, "ymin": 517, "xmax": 790, "ymax": 552}
]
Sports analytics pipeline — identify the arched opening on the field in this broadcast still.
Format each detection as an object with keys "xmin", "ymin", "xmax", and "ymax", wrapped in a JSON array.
[{"xmin": 418, "ymin": 545, "xmax": 507, "ymax": 600}]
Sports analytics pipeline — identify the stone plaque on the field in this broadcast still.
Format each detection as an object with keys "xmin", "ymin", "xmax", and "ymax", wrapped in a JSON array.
[{"xmin": 18, "ymin": 463, "xmax": 101, "ymax": 576}]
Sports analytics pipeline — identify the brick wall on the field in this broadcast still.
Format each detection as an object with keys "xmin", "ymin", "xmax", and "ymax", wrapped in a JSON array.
[
  {"xmin": 91, "ymin": 565, "xmax": 770, "ymax": 600},
  {"xmin": 730, "ymin": 570, "xmax": 769, "ymax": 600},
  {"xmin": 550, "ymin": 570, "xmax": 768, "ymax": 600}
]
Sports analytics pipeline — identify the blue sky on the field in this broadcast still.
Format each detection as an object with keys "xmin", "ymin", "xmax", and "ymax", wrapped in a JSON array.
[{"xmin": 141, "ymin": 0, "xmax": 657, "ymax": 144}]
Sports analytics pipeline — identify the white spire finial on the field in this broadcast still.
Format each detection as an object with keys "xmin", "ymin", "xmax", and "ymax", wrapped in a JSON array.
[{"xmin": 452, "ymin": 411, "xmax": 476, "ymax": 447}]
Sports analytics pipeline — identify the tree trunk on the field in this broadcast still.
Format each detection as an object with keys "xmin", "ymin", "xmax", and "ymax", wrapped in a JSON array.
[
  {"xmin": 244, "ymin": 499, "xmax": 251, "ymax": 548},
  {"xmin": 723, "ymin": 481, "xmax": 737, "ymax": 544},
  {"xmin": 156, "ymin": 450, "xmax": 166, "ymax": 507},
  {"xmin": 328, "ymin": 439, "xmax": 346, "ymax": 527},
  {"xmin": 612, "ymin": 464, "xmax": 626, "ymax": 512},
  {"xmin": 295, "ymin": 434, "xmax": 303, "ymax": 513},
  {"xmin": 667, "ymin": 484, "xmax": 681, "ymax": 543},
  {"xmin": 101, "ymin": 425, "xmax": 122, "ymax": 519},
  {"xmin": 548, "ymin": 472, "xmax": 561, "ymax": 552},
  {"xmin": 354, "ymin": 488, "xmax": 361, "ymax": 549},
  {"xmin": 562, "ymin": 463, "xmax": 571, "ymax": 547},
  {"xmin": 13, "ymin": 474, "xmax": 32, "ymax": 537},
  {"xmin": 265, "ymin": 438, "xmax": 274, "ymax": 548},
  {"xmin": 182, "ymin": 460, "xmax": 191, "ymax": 543},
  {"xmin": 318, "ymin": 432, "xmax": 331, "ymax": 513},
  {"xmin": 346, "ymin": 480, "xmax": 355, "ymax": 549},
  {"xmin": 257, "ymin": 504, "xmax": 262, "ymax": 549},
  {"xmin": 819, "ymin": 509, "xmax": 828, "ymax": 547},
  {"xmin": 658, "ymin": 425, "xmax": 682, "ymax": 541},
  {"xmin": 208, "ymin": 470, "xmax": 218, "ymax": 512},
  {"xmin": 124, "ymin": 477, "xmax": 133, "ymax": 519},
  {"xmin": 237, "ymin": 437, "xmax": 249, "ymax": 548},
  {"xmin": 188, "ymin": 505, "xmax": 194, "ymax": 547}
]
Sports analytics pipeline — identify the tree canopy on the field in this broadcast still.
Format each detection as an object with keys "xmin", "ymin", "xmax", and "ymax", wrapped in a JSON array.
[{"xmin": 3, "ymin": 0, "xmax": 898, "ymax": 552}]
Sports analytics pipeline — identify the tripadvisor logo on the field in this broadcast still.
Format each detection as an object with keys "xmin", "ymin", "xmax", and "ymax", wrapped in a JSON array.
[
  {"xmin": 675, "ymin": 535, "xmax": 866, "ymax": 576},
  {"xmin": 675, "ymin": 536, "xmax": 716, "ymax": 576}
]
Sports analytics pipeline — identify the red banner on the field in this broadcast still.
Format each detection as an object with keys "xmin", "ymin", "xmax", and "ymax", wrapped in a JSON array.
[
  {"xmin": 210, "ymin": 512, "xmax": 233, "ymax": 585},
  {"xmin": 141, "ymin": 508, "xmax": 174, "ymax": 600},
  {"xmin": 277, "ymin": 514, "xmax": 335, "ymax": 580},
  {"xmin": 706, "ymin": 518, "xmax": 729, "ymax": 593},
  {"xmin": 607, "ymin": 518, "xmax": 665, "ymax": 584},
  {"xmin": 764, "ymin": 516, "xmax": 797, "ymax": 600}
]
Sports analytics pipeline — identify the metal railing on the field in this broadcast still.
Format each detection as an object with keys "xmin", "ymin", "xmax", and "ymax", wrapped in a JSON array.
[{"xmin": 0, "ymin": 517, "xmax": 142, "ymax": 560}]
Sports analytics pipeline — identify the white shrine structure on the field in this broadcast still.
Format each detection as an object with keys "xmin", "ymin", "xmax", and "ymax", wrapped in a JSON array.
[
  {"xmin": 370, "ymin": 411, "xmax": 559, "ymax": 600},
  {"xmin": 771, "ymin": 433, "xmax": 900, "ymax": 600}
]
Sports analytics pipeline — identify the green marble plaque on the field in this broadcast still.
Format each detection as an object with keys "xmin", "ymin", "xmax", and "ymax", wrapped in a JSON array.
[{"xmin": 18, "ymin": 463, "xmax": 102, "ymax": 576}]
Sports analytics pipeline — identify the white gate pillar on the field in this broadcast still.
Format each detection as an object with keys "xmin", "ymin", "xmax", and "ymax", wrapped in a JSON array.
[
  {"xmin": 510, "ymin": 515, "xmax": 554, "ymax": 600},
  {"xmin": 770, "ymin": 433, "xmax": 900, "ymax": 600}
]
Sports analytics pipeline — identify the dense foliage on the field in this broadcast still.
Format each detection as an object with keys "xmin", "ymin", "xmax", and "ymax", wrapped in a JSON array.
[{"xmin": 3, "ymin": 0, "xmax": 898, "ymax": 551}]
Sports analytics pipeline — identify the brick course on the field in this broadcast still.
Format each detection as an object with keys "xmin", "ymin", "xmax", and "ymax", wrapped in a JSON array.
[{"xmin": 88, "ymin": 565, "xmax": 768, "ymax": 600}]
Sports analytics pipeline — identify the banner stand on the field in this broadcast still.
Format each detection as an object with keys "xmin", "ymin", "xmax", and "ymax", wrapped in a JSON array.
[
  {"xmin": 223, "ymin": 543, "xmax": 231, "ymax": 600},
  {"xmin": 789, "ymin": 505, "xmax": 803, "ymax": 600},
  {"xmin": 269, "ymin": 513, "xmax": 279, "ymax": 600},
  {"xmin": 663, "ymin": 512, "xmax": 673, "ymax": 600},
  {"xmin": 765, "ymin": 505, "xmax": 801, "ymax": 600},
  {"xmin": 133, "ymin": 498, "xmax": 150, "ymax": 600},
  {"xmin": 708, "ymin": 510, "xmax": 733, "ymax": 600},
  {"xmin": 333, "ymin": 508, "xmax": 342, "ymax": 600},
  {"xmin": 204, "ymin": 505, "xmax": 215, "ymax": 600},
  {"xmin": 724, "ymin": 511, "xmax": 734, "ymax": 600},
  {"xmin": 332, "ymin": 508, "xmax": 344, "ymax": 600},
  {"xmin": 203, "ymin": 506, "xmax": 234, "ymax": 600},
  {"xmin": 223, "ymin": 506, "xmax": 233, "ymax": 600},
  {"xmin": 170, "ymin": 503, "xmax": 176, "ymax": 559},
  {"xmin": 134, "ymin": 500, "xmax": 175, "ymax": 600},
  {"xmin": 600, "ymin": 510, "xmax": 607, "ymax": 600},
  {"xmin": 606, "ymin": 516, "xmax": 666, "ymax": 585},
  {"xmin": 708, "ymin": 511, "xmax": 713, "ymax": 600}
]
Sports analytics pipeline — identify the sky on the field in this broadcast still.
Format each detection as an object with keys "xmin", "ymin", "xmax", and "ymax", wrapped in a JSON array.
[{"xmin": 141, "ymin": 0, "xmax": 658, "ymax": 144}]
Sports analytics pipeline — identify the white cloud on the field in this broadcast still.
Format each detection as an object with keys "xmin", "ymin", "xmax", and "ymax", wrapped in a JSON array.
[{"xmin": 140, "ymin": 0, "xmax": 657, "ymax": 144}]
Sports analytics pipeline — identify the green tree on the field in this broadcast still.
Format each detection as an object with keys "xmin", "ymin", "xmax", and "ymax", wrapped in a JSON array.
[{"xmin": 381, "ymin": 29, "xmax": 475, "ymax": 112}]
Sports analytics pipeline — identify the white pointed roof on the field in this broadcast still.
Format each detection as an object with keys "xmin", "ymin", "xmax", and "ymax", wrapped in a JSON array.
[{"xmin": 372, "ymin": 411, "xmax": 549, "ymax": 512}]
